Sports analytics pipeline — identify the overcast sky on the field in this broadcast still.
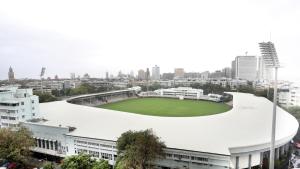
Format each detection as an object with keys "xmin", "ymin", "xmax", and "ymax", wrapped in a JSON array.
[{"xmin": 0, "ymin": 0, "xmax": 299, "ymax": 81}]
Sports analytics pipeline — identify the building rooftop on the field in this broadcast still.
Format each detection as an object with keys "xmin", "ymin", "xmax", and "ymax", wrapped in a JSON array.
[{"xmin": 38, "ymin": 92, "xmax": 298, "ymax": 155}]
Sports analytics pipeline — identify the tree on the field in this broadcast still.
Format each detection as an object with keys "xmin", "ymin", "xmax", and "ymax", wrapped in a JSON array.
[
  {"xmin": 34, "ymin": 92, "xmax": 58, "ymax": 103},
  {"xmin": 61, "ymin": 153, "xmax": 94, "ymax": 169},
  {"xmin": 0, "ymin": 127, "xmax": 34, "ymax": 164},
  {"xmin": 92, "ymin": 160, "xmax": 110, "ymax": 169},
  {"xmin": 61, "ymin": 153, "xmax": 110, "ymax": 169},
  {"xmin": 43, "ymin": 162, "xmax": 55, "ymax": 169},
  {"xmin": 116, "ymin": 129, "xmax": 166, "ymax": 169},
  {"xmin": 51, "ymin": 89, "xmax": 61, "ymax": 97},
  {"xmin": 284, "ymin": 106, "xmax": 300, "ymax": 141}
]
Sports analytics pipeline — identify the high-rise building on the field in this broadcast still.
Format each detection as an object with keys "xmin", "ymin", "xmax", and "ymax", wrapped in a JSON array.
[
  {"xmin": 130, "ymin": 70, "xmax": 134, "ymax": 79},
  {"xmin": 174, "ymin": 68, "xmax": 184, "ymax": 78},
  {"xmin": 8, "ymin": 66, "xmax": 15, "ymax": 82},
  {"xmin": 233, "ymin": 56, "xmax": 257, "ymax": 81},
  {"xmin": 70, "ymin": 73, "xmax": 76, "ymax": 80},
  {"xmin": 105, "ymin": 72, "xmax": 109, "ymax": 80},
  {"xmin": 145, "ymin": 68, "xmax": 150, "ymax": 81},
  {"xmin": 222, "ymin": 67, "xmax": 232, "ymax": 78},
  {"xmin": 200, "ymin": 71, "xmax": 210, "ymax": 79},
  {"xmin": 0, "ymin": 86, "xmax": 40, "ymax": 128},
  {"xmin": 184, "ymin": 72, "xmax": 201, "ymax": 79},
  {"xmin": 258, "ymin": 56, "xmax": 273, "ymax": 82},
  {"xmin": 231, "ymin": 60, "xmax": 236, "ymax": 79},
  {"xmin": 210, "ymin": 70, "xmax": 223, "ymax": 79},
  {"xmin": 162, "ymin": 73, "xmax": 175, "ymax": 80},
  {"xmin": 152, "ymin": 65, "xmax": 160, "ymax": 80},
  {"xmin": 137, "ymin": 69, "xmax": 146, "ymax": 80}
]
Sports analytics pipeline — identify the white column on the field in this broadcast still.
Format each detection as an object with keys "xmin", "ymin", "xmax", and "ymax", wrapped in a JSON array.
[
  {"xmin": 260, "ymin": 152, "xmax": 264, "ymax": 168},
  {"xmin": 280, "ymin": 146, "xmax": 284, "ymax": 156},
  {"xmin": 275, "ymin": 148, "xmax": 280, "ymax": 159},
  {"xmin": 248, "ymin": 154, "xmax": 252, "ymax": 169},
  {"xmin": 236, "ymin": 156, "xmax": 239, "ymax": 169}
]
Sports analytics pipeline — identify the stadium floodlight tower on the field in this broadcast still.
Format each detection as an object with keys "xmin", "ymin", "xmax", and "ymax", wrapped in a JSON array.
[{"xmin": 259, "ymin": 41, "xmax": 280, "ymax": 169}]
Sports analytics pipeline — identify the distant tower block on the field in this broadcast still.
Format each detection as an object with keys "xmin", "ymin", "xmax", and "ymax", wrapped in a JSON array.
[{"xmin": 8, "ymin": 66, "xmax": 15, "ymax": 82}]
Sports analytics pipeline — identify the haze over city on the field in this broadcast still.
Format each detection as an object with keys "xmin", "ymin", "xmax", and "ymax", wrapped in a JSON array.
[
  {"xmin": 0, "ymin": 0, "xmax": 299, "ymax": 81},
  {"xmin": 2, "ymin": 1, "xmax": 300, "ymax": 169}
]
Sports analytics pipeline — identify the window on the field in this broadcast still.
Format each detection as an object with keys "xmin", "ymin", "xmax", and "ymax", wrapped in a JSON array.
[
  {"xmin": 31, "ymin": 100, "xmax": 34, "ymax": 103},
  {"xmin": 174, "ymin": 154, "xmax": 190, "ymax": 160},
  {"xmin": 166, "ymin": 153, "xmax": 173, "ymax": 158},
  {"xmin": 22, "ymin": 115, "xmax": 25, "ymax": 119},
  {"xmin": 89, "ymin": 150, "xmax": 99, "ymax": 157},
  {"xmin": 9, "ymin": 123, "xmax": 17, "ymax": 127},
  {"xmin": 1, "ymin": 123, "xmax": 9, "ymax": 126},
  {"xmin": 100, "ymin": 144, "xmax": 112, "ymax": 148},
  {"xmin": 0, "ymin": 103, "xmax": 19, "ymax": 106},
  {"xmin": 21, "ymin": 102, "xmax": 24, "ymax": 105},
  {"xmin": 7, "ymin": 110, "xmax": 16, "ymax": 113},
  {"xmin": 32, "ymin": 113, "xmax": 35, "ymax": 116},
  {"xmin": 9, "ymin": 117, "xmax": 16, "ymax": 120},
  {"xmin": 101, "ymin": 153, "xmax": 112, "ymax": 160},
  {"xmin": 32, "ymin": 107, "xmax": 35, "ymax": 110},
  {"xmin": 1, "ymin": 116, "xmax": 8, "ymax": 119},
  {"xmin": 191, "ymin": 156, "xmax": 208, "ymax": 162}
]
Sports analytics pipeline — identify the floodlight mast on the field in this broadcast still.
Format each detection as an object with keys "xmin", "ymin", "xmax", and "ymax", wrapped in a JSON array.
[{"xmin": 259, "ymin": 42, "xmax": 279, "ymax": 169}]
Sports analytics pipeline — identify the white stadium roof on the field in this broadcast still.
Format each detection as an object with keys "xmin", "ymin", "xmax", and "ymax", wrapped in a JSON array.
[{"xmin": 38, "ymin": 92, "xmax": 298, "ymax": 155}]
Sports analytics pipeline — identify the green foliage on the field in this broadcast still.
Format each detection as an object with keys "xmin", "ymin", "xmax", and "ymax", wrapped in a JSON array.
[
  {"xmin": 92, "ymin": 160, "xmax": 110, "ymax": 169},
  {"xmin": 190, "ymin": 83, "xmax": 230, "ymax": 95},
  {"xmin": 284, "ymin": 106, "xmax": 300, "ymax": 141},
  {"xmin": 43, "ymin": 162, "xmax": 55, "ymax": 169},
  {"xmin": 254, "ymin": 88, "xmax": 274, "ymax": 101},
  {"xmin": 61, "ymin": 153, "xmax": 94, "ymax": 169},
  {"xmin": 114, "ymin": 159, "xmax": 125, "ymax": 169},
  {"xmin": 0, "ymin": 127, "xmax": 34, "ymax": 163},
  {"xmin": 274, "ymin": 156, "xmax": 289, "ymax": 169},
  {"xmin": 286, "ymin": 106, "xmax": 300, "ymax": 115},
  {"xmin": 51, "ymin": 89, "xmax": 61, "ymax": 97},
  {"xmin": 34, "ymin": 92, "xmax": 58, "ymax": 103},
  {"xmin": 140, "ymin": 83, "xmax": 163, "ymax": 92},
  {"xmin": 116, "ymin": 129, "xmax": 166, "ymax": 169},
  {"xmin": 99, "ymin": 98, "xmax": 231, "ymax": 117},
  {"xmin": 61, "ymin": 153, "xmax": 110, "ymax": 169},
  {"xmin": 61, "ymin": 83, "xmax": 110, "ymax": 96},
  {"xmin": 236, "ymin": 85, "xmax": 254, "ymax": 93}
]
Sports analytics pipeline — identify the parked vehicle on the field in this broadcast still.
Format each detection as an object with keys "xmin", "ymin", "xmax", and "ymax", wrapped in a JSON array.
[
  {"xmin": 1, "ymin": 162, "xmax": 9, "ymax": 168},
  {"xmin": 7, "ymin": 163, "xmax": 16, "ymax": 169}
]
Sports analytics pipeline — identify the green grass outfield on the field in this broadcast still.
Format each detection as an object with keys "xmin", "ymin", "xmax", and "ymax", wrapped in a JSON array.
[{"xmin": 97, "ymin": 97, "xmax": 231, "ymax": 117}]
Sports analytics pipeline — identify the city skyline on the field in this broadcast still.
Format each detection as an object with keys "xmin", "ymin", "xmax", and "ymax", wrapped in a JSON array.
[{"xmin": 0, "ymin": 0, "xmax": 300, "ymax": 81}]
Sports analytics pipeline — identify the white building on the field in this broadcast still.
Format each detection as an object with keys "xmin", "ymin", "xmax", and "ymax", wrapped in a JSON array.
[
  {"xmin": 152, "ymin": 65, "xmax": 160, "ymax": 80},
  {"xmin": 155, "ymin": 87, "xmax": 203, "ymax": 99},
  {"xmin": 278, "ymin": 83, "xmax": 300, "ymax": 108},
  {"xmin": 21, "ymin": 92, "xmax": 298, "ymax": 169},
  {"xmin": 233, "ymin": 56, "xmax": 257, "ymax": 81},
  {"xmin": 0, "ymin": 86, "xmax": 40, "ymax": 128},
  {"xmin": 207, "ymin": 94, "xmax": 223, "ymax": 102}
]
